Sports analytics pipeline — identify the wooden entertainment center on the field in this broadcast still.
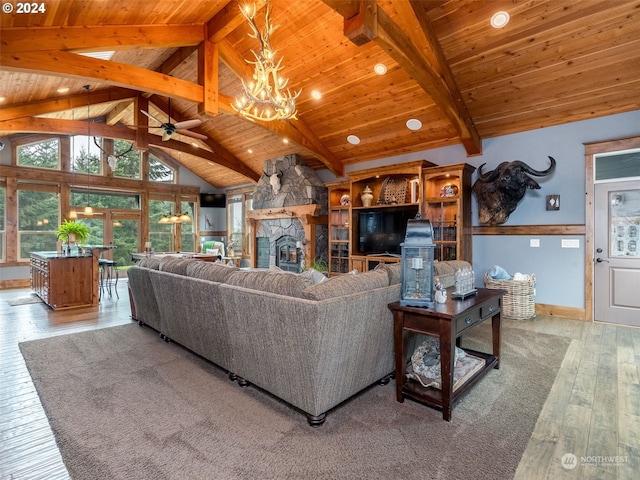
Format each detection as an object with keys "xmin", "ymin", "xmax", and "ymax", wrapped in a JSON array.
[{"xmin": 327, "ymin": 161, "xmax": 475, "ymax": 276}]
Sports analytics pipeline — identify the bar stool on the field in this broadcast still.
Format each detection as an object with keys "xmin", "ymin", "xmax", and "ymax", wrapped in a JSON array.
[{"xmin": 99, "ymin": 258, "xmax": 119, "ymax": 299}]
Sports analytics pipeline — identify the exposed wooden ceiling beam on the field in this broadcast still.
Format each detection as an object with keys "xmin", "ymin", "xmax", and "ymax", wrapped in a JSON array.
[
  {"xmin": 206, "ymin": 0, "xmax": 267, "ymax": 43},
  {"xmin": 0, "ymin": 25, "xmax": 203, "ymax": 53},
  {"xmin": 157, "ymin": 46, "xmax": 199, "ymax": 76},
  {"xmin": 322, "ymin": 0, "xmax": 482, "ymax": 156},
  {"xmin": 0, "ymin": 50, "xmax": 203, "ymax": 103},
  {"xmin": 405, "ymin": 0, "xmax": 482, "ymax": 156},
  {"xmin": 0, "ymin": 116, "xmax": 259, "ymax": 183},
  {"xmin": 0, "ymin": 87, "xmax": 137, "ymax": 122}
]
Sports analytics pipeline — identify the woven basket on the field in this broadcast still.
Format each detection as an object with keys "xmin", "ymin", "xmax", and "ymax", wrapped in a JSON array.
[{"xmin": 484, "ymin": 273, "xmax": 536, "ymax": 320}]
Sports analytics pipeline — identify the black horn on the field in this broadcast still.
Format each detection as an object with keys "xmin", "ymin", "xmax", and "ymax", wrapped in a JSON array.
[
  {"xmin": 476, "ymin": 163, "xmax": 502, "ymax": 182},
  {"xmin": 514, "ymin": 156, "xmax": 556, "ymax": 176}
]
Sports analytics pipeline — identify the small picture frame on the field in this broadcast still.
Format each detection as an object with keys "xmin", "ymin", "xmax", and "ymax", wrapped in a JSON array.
[{"xmin": 546, "ymin": 195, "xmax": 560, "ymax": 211}]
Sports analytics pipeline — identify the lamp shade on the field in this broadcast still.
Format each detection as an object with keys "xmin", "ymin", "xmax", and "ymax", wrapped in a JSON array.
[{"xmin": 400, "ymin": 216, "xmax": 435, "ymax": 308}]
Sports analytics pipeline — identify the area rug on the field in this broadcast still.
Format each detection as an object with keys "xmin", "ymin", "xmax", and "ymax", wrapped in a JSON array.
[
  {"xmin": 8, "ymin": 294, "xmax": 43, "ymax": 306},
  {"xmin": 19, "ymin": 322, "xmax": 569, "ymax": 480}
]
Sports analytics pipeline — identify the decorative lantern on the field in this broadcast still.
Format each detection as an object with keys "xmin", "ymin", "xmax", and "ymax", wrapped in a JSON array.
[{"xmin": 400, "ymin": 215, "xmax": 435, "ymax": 308}]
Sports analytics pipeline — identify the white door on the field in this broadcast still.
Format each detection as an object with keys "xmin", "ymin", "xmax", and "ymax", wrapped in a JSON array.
[{"xmin": 594, "ymin": 180, "xmax": 640, "ymax": 326}]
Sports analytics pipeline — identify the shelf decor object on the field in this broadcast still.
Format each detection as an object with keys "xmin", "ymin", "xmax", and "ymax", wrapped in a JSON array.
[{"xmin": 400, "ymin": 215, "xmax": 435, "ymax": 308}]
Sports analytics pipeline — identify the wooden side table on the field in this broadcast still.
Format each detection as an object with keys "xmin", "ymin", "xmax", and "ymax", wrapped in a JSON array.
[{"xmin": 389, "ymin": 288, "xmax": 505, "ymax": 421}]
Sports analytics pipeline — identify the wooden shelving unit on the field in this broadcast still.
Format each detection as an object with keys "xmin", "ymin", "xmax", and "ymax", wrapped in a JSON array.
[
  {"xmin": 326, "ymin": 161, "xmax": 474, "ymax": 274},
  {"xmin": 422, "ymin": 163, "xmax": 475, "ymax": 263},
  {"xmin": 326, "ymin": 181, "xmax": 351, "ymax": 276}
]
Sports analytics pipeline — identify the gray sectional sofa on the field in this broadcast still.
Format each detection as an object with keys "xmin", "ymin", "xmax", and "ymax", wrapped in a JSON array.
[{"xmin": 127, "ymin": 256, "xmax": 403, "ymax": 426}]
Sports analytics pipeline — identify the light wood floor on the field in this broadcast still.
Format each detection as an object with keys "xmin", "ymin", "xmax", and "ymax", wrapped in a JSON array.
[{"xmin": 1, "ymin": 283, "xmax": 638, "ymax": 479}]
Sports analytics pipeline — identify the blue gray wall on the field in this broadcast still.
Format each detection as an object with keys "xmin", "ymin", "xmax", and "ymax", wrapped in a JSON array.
[{"xmin": 320, "ymin": 109, "xmax": 640, "ymax": 309}]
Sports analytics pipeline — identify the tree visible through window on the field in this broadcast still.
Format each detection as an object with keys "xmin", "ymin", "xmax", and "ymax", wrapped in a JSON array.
[
  {"xmin": 18, "ymin": 190, "xmax": 59, "ymax": 259},
  {"xmin": 17, "ymin": 139, "xmax": 60, "ymax": 169}
]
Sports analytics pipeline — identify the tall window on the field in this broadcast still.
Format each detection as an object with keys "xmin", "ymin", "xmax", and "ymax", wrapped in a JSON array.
[
  {"xmin": 111, "ymin": 139, "xmax": 141, "ymax": 179},
  {"xmin": 18, "ymin": 189, "xmax": 60, "ymax": 260},
  {"xmin": 17, "ymin": 139, "xmax": 60, "ymax": 169},
  {"xmin": 72, "ymin": 135, "xmax": 101, "ymax": 176},
  {"xmin": 227, "ymin": 189, "xmax": 253, "ymax": 256},
  {"xmin": 180, "ymin": 199, "xmax": 196, "ymax": 252},
  {"xmin": 149, "ymin": 154, "xmax": 175, "ymax": 183},
  {"xmin": 149, "ymin": 198, "xmax": 174, "ymax": 252},
  {"xmin": 0, "ymin": 186, "xmax": 5, "ymax": 262}
]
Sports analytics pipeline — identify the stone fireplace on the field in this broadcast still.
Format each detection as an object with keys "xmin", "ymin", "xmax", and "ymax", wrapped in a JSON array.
[{"xmin": 248, "ymin": 154, "xmax": 328, "ymax": 271}]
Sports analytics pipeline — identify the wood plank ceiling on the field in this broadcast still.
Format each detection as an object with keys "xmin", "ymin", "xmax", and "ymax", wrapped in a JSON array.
[{"xmin": 1, "ymin": 0, "xmax": 639, "ymax": 189}]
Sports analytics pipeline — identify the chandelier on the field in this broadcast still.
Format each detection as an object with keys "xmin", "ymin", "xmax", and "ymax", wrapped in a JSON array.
[{"xmin": 233, "ymin": 1, "xmax": 301, "ymax": 122}]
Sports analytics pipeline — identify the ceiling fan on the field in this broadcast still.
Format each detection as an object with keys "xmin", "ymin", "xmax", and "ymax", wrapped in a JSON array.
[{"xmin": 139, "ymin": 99, "xmax": 207, "ymax": 142}]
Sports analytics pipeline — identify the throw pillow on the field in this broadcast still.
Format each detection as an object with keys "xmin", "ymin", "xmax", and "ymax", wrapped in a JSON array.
[
  {"xmin": 205, "ymin": 248, "xmax": 220, "ymax": 256},
  {"xmin": 302, "ymin": 268, "xmax": 388, "ymax": 301}
]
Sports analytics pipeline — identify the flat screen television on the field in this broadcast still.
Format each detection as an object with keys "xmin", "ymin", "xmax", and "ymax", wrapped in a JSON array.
[
  {"xmin": 357, "ymin": 205, "xmax": 419, "ymax": 255},
  {"xmin": 200, "ymin": 193, "xmax": 226, "ymax": 208}
]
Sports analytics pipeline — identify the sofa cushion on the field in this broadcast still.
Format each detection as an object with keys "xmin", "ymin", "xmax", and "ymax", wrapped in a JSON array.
[
  {"xmin": 302, "ymin": 268, "xmax": 389, "ymax": 301},
  {"xmin": 186, "ymin": 261, "xmax": 238, "ymax": 283},
  {"xmin": 374, "ymin": 262, "xmax": 402, "ymax": 285},
  {"xmin": 226, "ymin": 269, "xmax": 311, "ymax": 298},
  {"xmin": 137, "ymin": 256, "xmax": 161, "ymax": 269},
  {"xmin": 158, "ymin": 256, "xmax": 195, "ymax": 275}
]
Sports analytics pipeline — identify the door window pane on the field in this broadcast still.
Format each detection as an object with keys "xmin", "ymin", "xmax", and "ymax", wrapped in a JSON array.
[
  {"xmin": 18, "ymin": 190, "xmax": 59, "ymax": 259},
  {"xmin": 180, "ymin": 200, "xmax": 196, "ymax": 252},
  {"xmin": 610, "ymin": 189, "xmax": 640, "ymax": 257},
  {"xmin": 149, "ymin": 199, "xmax": 174, "ymax": 252},
  {"xmin": 112, "ymin": 219, "xmax": 139, "ymax": 267}
]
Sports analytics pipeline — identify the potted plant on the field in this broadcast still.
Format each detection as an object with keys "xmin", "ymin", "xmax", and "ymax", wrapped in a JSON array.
[{"xmin": 57, "ymin": 220, "xmax": 90, "ymax": 251}]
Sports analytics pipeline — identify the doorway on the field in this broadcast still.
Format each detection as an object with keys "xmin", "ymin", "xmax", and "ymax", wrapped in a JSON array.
[
  {"xmin": 594, "ymin": 181, "xmax": 640, "ymax": 326},
  {"xmin": 586, "ymin": 141, "xmax": 640, "ymax": 324},
  {"xmin": 77, "ymin": 210, "xmax": 140, "ymax": 269}
]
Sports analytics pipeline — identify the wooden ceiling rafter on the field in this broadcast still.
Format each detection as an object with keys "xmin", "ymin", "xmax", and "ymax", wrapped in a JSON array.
[
  {"xmin": 0, "ymin": 87, "xmax": 138, "ymax": 122},
  {"xmin": 322, "ymin": 0, "xmax": 482, "ymax": 156},
  {"xmin": 0, "ymin": 24, "xmax": 204, "ymax": 54}
]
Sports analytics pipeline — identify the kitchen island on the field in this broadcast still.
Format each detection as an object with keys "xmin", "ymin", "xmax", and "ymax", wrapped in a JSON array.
[{"xmin": 30, "ymin": 250, "xmax": 100, "ymax": 309}]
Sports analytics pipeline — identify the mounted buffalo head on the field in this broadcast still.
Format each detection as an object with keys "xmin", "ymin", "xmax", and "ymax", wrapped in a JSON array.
[
  {"xmin": 263, "ymin": 169, "xmax": 283, "ymax": 195},
  {"xmin": 472, "ymin": 156, "xmax": 556, "ymax": 225}
]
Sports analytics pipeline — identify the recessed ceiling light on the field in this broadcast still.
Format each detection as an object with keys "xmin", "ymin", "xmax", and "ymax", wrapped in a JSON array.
[
  {"xmin": 311, "ymin": 90, "xmax": 322, "ymax": 100},
  {"xmin": 347, "ymin": 135, "xmax": 361, "ymax": 145},
  {"xmin": 282, "ymin": 138, "xmax": 289, "ymax": 144},
  {"xmin": 57, "ymin": 87, "xmax": 70, "ymax": 94},
  {"xmin": 0, "ymin": 97, "xmax": 5, "ymax": 102},
  {"xmin": 406, "ymin": 119, "xmax": 422, "ymax": 131},
  {"xmin": 491, "ymin": 11, "xmax": 510, "ymax": 28},
  {"xmin": 247, "ymin": 148, "xmax": 253, "ymax": 154},
  {"xmin": 374, "ymin": 63, "xmax": 387, "ymax": 75}
]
